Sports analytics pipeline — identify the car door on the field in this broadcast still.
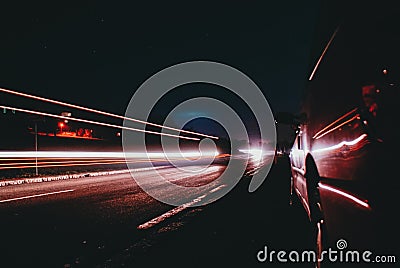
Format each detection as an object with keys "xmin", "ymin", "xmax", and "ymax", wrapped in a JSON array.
[{"xmin": 290, "ymin": 128, "xmax": 309, "ymax": 213}]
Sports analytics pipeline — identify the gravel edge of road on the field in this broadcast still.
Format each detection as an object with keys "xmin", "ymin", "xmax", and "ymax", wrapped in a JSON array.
[{"xmin": 0, "ymin": 167, "xmax": 165, "ymax": 188}]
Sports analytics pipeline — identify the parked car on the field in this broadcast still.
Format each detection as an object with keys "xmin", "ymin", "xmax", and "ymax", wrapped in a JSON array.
[{"xmin": 288, "ymin": 2, "xmax": 399, "ymax": 266}]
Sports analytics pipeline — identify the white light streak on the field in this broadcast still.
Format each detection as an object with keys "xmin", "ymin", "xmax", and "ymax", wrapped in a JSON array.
[
  {"xmin": 239, "ymin": 149, "xmax": 264, "ymax": 161},
  {"xmin": 312, "ymin": 134, "xmax": 367, "ymax": 154},
  {"xmin": 0, "ymin": 87, "xmax": 218, "ymax": 139},
  {"xmin": 309, "ymin": 27, "xmax": 339, "ymax": 81},
  {"xmin": 0, "ymin": 150, "xmax": 219, "ymax": 159},
  {"xmin": 0, "ymin": 104, "xmax": 200, "ymax": 141}
]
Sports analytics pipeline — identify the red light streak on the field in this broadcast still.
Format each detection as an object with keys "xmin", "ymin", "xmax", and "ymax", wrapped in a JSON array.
[
  {"xmin": 313, "ymin": 115, "xmax": 360, "ymax": 140},
  {"xmin": 0, "ymin": 159, "xmax": 131, "ymax": 166},
  {"xmin": 312, "ymin": 108, "xmax": 358, "ymax": 139},
  {"xmin": 0, "ymin": 87, "xmax": 218, "ymax": 140},
  {"xmin": 0, "ymin": 161, "xmax": 130, "ymax": 170},
  {"xmin": 312, "ymin": 134, "xmax": 367, "ymax": 154},
  {"xmin": 318, "ymin": 183, "xmax": 370, "ymax": 209}
]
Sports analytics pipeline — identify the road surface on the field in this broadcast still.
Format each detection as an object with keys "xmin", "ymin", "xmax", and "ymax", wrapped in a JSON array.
[{"xmin": 0, "ymin": 156, "xmax": 316, "ymax": 268}]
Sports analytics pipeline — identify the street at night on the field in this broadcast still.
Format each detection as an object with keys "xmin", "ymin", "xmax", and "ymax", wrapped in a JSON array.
[
  {"xmin": 0, "ymin": 157, "xmax": 315, "ymax": 268},
  {"xmin": 1, "ymin": 1, "xmax": 399, "ymax": 267}
]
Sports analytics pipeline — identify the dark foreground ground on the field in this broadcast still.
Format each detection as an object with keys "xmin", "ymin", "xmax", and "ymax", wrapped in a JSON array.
[
  {"xmin": 2, "ymin": 156, "xmax": 392, "ymax": 268},
  {"xmin": 112, "ymin": 156, "xmax": 316, "ymax": 268}
]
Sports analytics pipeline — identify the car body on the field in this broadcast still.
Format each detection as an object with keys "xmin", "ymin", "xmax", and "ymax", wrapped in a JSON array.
[{"xmin": 289, "ymin": 1, "xmax": 399, "ymax": 263}]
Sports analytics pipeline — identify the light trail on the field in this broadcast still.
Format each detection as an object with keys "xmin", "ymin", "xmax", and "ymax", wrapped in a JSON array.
[
  {"xmin": 0, "ymin": 150, "xmax": 219, "ymax": 159},
  {"xmin": 312, "ymin": 108, "xmax": 358, "ymax": 139},
  {"xmin": 1, "ymin": 153, "xmax": 230, "ymax": 161},
  {"xmin": 0, "ymin": 159, "xmax": 189, "ymax": 169},
  {"xmin": 0, "ymin": 161, "xmax": 131, "ymax": 170},
  {"xmin": 318, "ymin": 183, "xmax": 370, "ymax": 209},
  {"xmin": 0, "ymin": 158, "xmax": 167, "ymax": 170},
  {"xmin": 0, "ymin": 159, "xmax": 133, "ymax": 166},
  {"xmin": 313, "ymin": 114, "xmax": 360, "ymax": 140},
  {"xmin": 0, "ymin": 87, "xmax": 218, "ymax": 140},
  {"xmin": 0, "ymin": 150, "xmax": 221, "ymax": 170},
  {"xmin": 239, "ymin": 149, "xmax": 263, "ymax": 160},
  {"xmin": 0, "ymin": 104, "xmax": 200, "ymax": 141},
  {"xmin": 309, "ymin": 27, "xmax": 340, "ymax": 81},
  {"xmin": 312, "ymin": 134, "xmax": 367, "ymax": 154}
]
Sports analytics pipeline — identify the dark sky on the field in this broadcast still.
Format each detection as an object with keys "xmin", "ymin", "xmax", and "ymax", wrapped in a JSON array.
[{"xmin": 0, "ymin": 1, "xmax": 319, "ymax": 138}]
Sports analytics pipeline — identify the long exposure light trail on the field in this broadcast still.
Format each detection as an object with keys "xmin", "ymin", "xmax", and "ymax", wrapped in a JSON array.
[
  {"xmin": 0, "ymin": 87, "xmax": 218, "ymax": 140},
  {"xmin": 309, "ymin": 27, "xmax": 339, "ymax": 81},
  {"xmin": 0, "ymin": 151, "xmax": 219, "ymax": 159},
  {"xmin": 0, "ymin": 160, "xmax": 134, "ymax": 170},
  {"xmin": 0, "ymin": 159, "xmax": 133, "ymax": 166},
  {"xmin": 0, "ymin": 104, "xmax": 200, "ymax": 141},
  {"xmin": 0, "ymin": 150, "xmax": 221, "ymax": 170}
]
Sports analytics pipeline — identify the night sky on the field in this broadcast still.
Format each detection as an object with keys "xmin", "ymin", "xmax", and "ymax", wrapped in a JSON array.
[{"xmin": 0, "ymin": 1, "xmax": 319, "ymax": 139}]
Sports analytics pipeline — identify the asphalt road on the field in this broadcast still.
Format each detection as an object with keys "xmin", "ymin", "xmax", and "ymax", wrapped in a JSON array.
[{"xmin": 0, "ymin": 156, "xmax": 316, "ymax": 268}]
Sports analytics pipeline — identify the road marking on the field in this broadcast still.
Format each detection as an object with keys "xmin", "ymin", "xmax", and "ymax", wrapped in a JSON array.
[
  {"xmin": 137, "ymin": 194, "xmax": 207, "ymax": 230},
  {"xmin": 137, "ymin": 184, "xmax": 227, "ymax": 230},
  {"xmin": 0, "ymin": 189, "xmax": 74, "ymax": 203},
  {"xmin": 209, "ymin": 184, "xmax": 225, "ymax": 193}
]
